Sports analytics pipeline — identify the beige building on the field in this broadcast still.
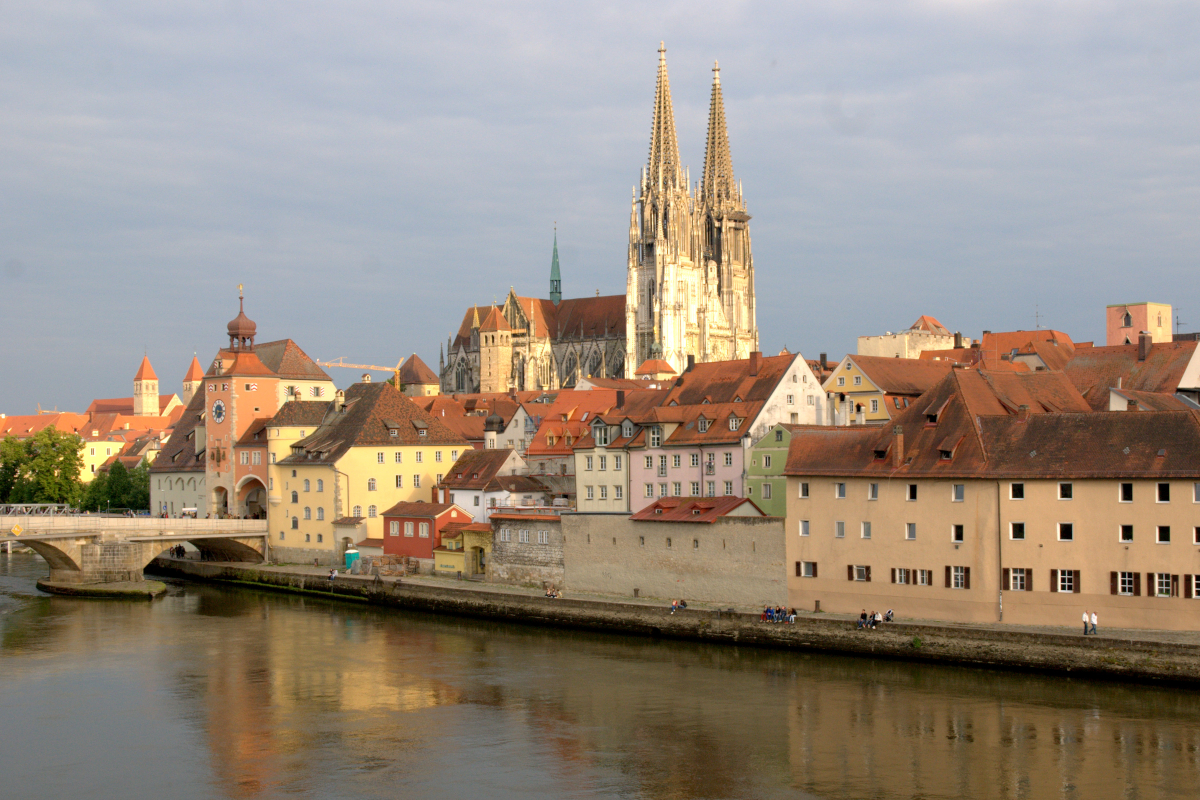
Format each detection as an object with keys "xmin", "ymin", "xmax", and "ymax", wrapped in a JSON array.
[
  {"xmin": 785, "ymin": 367, "xmax": 1200, "ymax": 631},
  {"xmin": 857, "ymin": 315, "xmax": 969, "ymax": 359},
  {"xmin": 1107, "ymin": 301, "xmax": 1172, "ymax": 345}
]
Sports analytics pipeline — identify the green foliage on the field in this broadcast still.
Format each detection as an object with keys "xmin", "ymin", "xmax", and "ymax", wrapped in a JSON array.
[
  {"xmin": 0, "ymin": 427, "xmax": 84, "ymax": 505},
  {"xmin": 77, "ymin": 457, "xmax": 151, "ymax": 512},
  {"xmin": 911, "ymin": 636, "xmax": 923, "ymax": 649}
]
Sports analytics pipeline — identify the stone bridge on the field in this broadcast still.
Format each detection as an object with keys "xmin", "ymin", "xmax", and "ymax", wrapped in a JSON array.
[{"xmin": 0, "ymin": 516, "xmax": 268, "ymax": 586}]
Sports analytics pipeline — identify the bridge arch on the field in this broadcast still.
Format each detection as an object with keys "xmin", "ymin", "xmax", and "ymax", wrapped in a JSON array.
[
  {"xmin": 21, "ymin": 540, "xmax": 81, "ymax": 574},
  {"xmin": 235, "ymin": 475, "xmax": 267, "ymax": 519}
]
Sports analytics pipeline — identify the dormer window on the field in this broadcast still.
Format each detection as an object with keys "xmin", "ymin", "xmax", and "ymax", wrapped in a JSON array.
[
  {"xmin": 728, "ymin": 416, "xmax": 742, "ymax": 432},
  {"xmin": 697, "ymin": 418, "xmax": 710, "ymax": 433},
  {"xmin": 873, "ymin": 446, "xmax": 888, "ymax": 461},
  {"xmin": 389, "ymin": 429, "xmax": 397, "ymax": 437},
  {"xmin": 622, "ymin": 421, "xmax": 634, "ymax": 438},
  {"xmin": 418, "ymin": 430, "xmax": 427, "ymax": 437},
  {"xmin": 923, "ymin": 398, "xmax": 950, "ymax": 425},
  {"xmin": 649, "ymin": 426, "xmax": 662, "ymax": 447},
  {"xmin": 593, "ymin": 420, "xmax": 609, "ymax": 446}
]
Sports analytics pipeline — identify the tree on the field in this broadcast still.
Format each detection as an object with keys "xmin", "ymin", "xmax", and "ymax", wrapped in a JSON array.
[
  {"xmin": 79, "ymin": 469, "xmax": 109, "ymax": 512},
  {"xmin": 0, "ymin": 436, "xmax": 25, "ymax": 502},
  {"xmin": 127, "ymin": 458, "xmax": 151, "ymax": 511},
  {"xmin": 105, "ymin": 461, "xmax": 133, "ymax": 509},
  {"xmin": 0, "ymin": 427, "xmax": 83, "ymax": 505}
]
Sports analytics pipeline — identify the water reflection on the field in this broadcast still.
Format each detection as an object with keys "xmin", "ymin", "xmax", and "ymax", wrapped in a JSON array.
[{"xmin": 1, "ymin": 551, "xmax": 1198, "ymax": 800}]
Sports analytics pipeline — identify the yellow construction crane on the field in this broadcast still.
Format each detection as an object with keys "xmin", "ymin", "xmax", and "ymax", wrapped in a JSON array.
[{"xmin": 317, "ymin": 357, "xmax": 405, "ymax": 384}]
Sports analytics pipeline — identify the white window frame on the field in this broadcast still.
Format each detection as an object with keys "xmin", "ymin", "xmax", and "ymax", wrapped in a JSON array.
[
  {"xmin": 1010, "ymin": 482, "xmax": 1024, "ymax": 500},
  {"xmin": 868, "ymin": 483, "xmax": 878, "ymax": 501},
  {"xmin": 905, "ymin": 522, "xmax": 916, "ymax": 540},
  {"xmin": 1058, "ymin": 482, "xmax": 1073, "ymax": 500},
  {"xmin": 800, "ymin": 519, "xmax": 809, "ymax": 537},
  {"xmin": 800, "ymin": 482, "xmax": 810, "ymax": 499},
  {"xmin": 835, "ymin": 482, "xmax": 846, "ymax": 499},
  {"xmin": 1157, "ymin": 525, "xmax": 1171, "ymax": 544},
  {"xmin": 1010, "ymin": 568, "xmax": 1026, "ymax": 591},
  {"xmin": 952, "ymin": 484, "xmax": 965, "ymax": 502},
  {"xmin": 861, "ymin": 521, "xmax": 871, "ymax": 539},
  {"xmin": 1058, "ymin": 522, "xmax": 1073, "ymax": 542},
  {"xmin": 1058, "ymin": 569, "xmax": 1075, "ymax": 593},
  {"xmin": 1118, "ymin": 571, "xmax": 1134, "ymax": 596},
  {"xmin": 952, "ymin": 566, "xmax": 966, "ymax": 589},
  {"xmin": 835, "ymin": 521, "xmax": 845, "ymax": 538}
]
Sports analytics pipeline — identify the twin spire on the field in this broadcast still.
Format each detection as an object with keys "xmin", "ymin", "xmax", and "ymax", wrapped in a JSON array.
[{"xmin": 643, "ymin": 42, "xmax": 738, "ymax": 206}]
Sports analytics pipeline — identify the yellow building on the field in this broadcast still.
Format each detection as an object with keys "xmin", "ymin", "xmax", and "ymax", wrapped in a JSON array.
[
  {"xmin": 822, "ymin": 355, "xmax": 952, "ymax": 425},
  {"xmin": 267, "ymin": 380, "xmax": 470, "ymax": 563}
]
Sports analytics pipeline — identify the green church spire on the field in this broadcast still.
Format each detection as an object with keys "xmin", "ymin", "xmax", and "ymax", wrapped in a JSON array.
[{"xmin": 549, "ymin": 227, "xmax": 562, "ymax": 305}]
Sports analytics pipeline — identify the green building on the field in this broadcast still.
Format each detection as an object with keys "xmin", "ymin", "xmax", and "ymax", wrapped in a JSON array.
[{"xmin": 746, "ymin": 423, "xmax": 798, "ymax": 518}]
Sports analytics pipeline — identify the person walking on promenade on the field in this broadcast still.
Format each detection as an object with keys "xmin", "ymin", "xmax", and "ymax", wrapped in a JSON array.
[
  {"xmin": 1082, "ymin": 609, "xmax": 1090, "ymax": 634},
  {"xmin": 1090, "ymin": 611, "xmax": 1098, "ymax": 636}
]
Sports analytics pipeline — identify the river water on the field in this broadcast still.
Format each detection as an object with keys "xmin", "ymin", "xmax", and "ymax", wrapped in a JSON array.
[{"xmin": 1, "ymin": 552, "xmax": 1198, "ymax": 799}]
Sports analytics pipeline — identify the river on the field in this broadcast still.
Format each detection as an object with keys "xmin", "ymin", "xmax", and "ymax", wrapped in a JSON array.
[{"xmin": 1, "ymin": 552, "xmax": 1198, "ymax": 799}]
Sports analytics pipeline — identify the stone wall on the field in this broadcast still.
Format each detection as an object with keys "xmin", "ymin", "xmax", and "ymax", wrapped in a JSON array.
[
  {"xmin": 489, "ymin": 518, "xmax": 564, "ymax": 587},
  {"xmin": 77, "ymin": 541, "xmax": 146, "ymax": 583},
  {"xmin": 562, "ymin": 514, "xmax": 786, "ymax": 607},
  {"xmin": 270, "ymin": 544, "xmax": 342, "ymax": 566}
]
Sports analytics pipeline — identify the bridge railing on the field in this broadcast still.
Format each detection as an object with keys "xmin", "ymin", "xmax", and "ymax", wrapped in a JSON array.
[
  {"xmin": 0, "ymin": 516, "xmax": 268, "ymax": 535},
  {"xmin": 0, "ymin": 504, "xmax": 76, "ymax": 516}
]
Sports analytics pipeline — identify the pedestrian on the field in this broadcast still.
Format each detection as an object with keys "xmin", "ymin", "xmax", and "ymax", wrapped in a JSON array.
[
  {"xmin": 858, "ymin": 609, "xmax": 868, "ymax": 629},
  {"xmin": 1090, "ymin": 611, "xmax": 1098, "ymax": 636},
  {"xmin": 1082, "ymin": 609, "xmax": 1089, "ymax": 634}
]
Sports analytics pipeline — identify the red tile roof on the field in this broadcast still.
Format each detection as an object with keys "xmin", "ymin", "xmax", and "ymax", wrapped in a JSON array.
[
  {"xmin": 252, "ymin": 339, "xmax": 332, "ymax": 381},
  {"xmin": 979, "ymin": 329, "xmax": 1075, "ymax": 362},
  {"xmin": 630, "ymin": 496, "xmax": 766, "ymax": 523},
  {"xmin": 379, "ymin": 501, "xmax": 467, "ymax": 519},
  {"xmin": 441, "ymin": 449, "xmax": 517, "ymax": 489},
  {"xmin": 397, "ymin": 354, "xmax": 439, "ymax": 385},
  {"xmin": 909, "ymin": 315, "xmax": 950, "ymax": 335},
  {"xmin": 183, "ymin": 356, "xmax": 205, "ymax": 382},
  {"xmin": 634, "ymin": 358, "xmax": 677, "ymax": 376},
  {"xmin": 843, "ymin": 356, "xmax": 954, "ymax": 395},
  {"xmin": 660, "ymin": 353, "xmax": 795, "ymax": 406},
  {"xmin": 1064, "ymin": 341, "xmax": 1198, "ymax": 410},
  {"xmin": 134, "ymin": 355, "xmax": 157, "ymax": 381}
]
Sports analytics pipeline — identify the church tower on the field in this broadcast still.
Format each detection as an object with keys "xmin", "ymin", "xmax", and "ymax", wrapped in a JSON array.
[
  {"xmin": 625, "ymin": 45, "xmax": 757, "ymax": 376},
  {"xmin": 133, "ymin": 355, "xmax": 159, "ymax": 416},
  {"xmin": 181, "ymin": 356, "xmax": 204, "ymax": 406},
  {"xmin": 549, "ymin": 230, "xmax": 562, "ymax": 305}
]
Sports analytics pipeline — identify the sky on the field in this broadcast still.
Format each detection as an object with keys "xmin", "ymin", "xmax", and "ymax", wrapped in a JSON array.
[{"xmin": 2, "ymin": 1, "xmax": 1199, "ymax": 413}]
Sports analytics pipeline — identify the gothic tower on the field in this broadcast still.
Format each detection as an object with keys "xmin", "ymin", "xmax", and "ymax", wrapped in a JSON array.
[
  {"xmin": 549, "ymin": 229, "xmax": 562, "ymax": 305},
  {"xmin": 625, "ymin": 44, "xmax": 758, "ymax": 376}
]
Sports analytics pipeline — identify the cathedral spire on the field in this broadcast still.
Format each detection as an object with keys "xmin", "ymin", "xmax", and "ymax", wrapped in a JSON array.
[
  {"xmin": 646, "ymin": 42, "xmax": 684, "ymax": 195},
  {"xmin": 549, "ymin": 226, "xmax": 562, "ymax": 305},
  {"xmin": 701, "ymin": 60, "xmax": 737, "ymax": 207}
]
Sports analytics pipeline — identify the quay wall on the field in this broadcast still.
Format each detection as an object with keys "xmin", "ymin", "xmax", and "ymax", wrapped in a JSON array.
[{"xmin": 149, "ymin": 558, "xmax": 1200, "ymax": 686}]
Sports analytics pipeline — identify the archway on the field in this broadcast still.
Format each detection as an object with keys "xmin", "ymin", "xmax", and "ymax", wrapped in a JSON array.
[
  {"xmin": 236, "ymin": 476, "xmax": 268, "ymax": 520},
  {"xmin": 560, "ymin": 351, "xmax": 579, "ymax": 388},
  {"xmin": 212, "ymin": 487, "xmax": 229, "ymax": 518}
]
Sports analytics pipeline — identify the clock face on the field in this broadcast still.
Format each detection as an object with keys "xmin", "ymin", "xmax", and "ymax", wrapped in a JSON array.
[{"xmin": 212, "ymin": 399, "xmax": 226, "ymax": 424}]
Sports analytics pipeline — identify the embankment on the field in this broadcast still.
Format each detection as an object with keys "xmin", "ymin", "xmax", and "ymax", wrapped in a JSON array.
[{"xmin": 150, "ymin": 558, "xmax": 1200, "ymax": 685}]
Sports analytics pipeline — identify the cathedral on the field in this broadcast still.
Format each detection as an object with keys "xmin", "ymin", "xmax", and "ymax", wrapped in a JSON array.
[{"xmin": 440, "ymin": 43, "xmax": 758, "ymax": 393}]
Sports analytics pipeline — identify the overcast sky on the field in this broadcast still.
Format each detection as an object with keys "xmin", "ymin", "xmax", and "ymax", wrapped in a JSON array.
[{"xmin": 3, "ymin": 1, "xmax": 1198, "ymax": 413}]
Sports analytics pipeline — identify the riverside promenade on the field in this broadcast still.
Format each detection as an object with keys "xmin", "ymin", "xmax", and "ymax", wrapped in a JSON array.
[{"xmin": 149, "ymin": 557, "xmax": 1200, "ymax": 685}]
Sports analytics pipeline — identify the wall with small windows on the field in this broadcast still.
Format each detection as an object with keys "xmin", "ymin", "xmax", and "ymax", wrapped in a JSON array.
[
  {"xmin": 488, "ymin": 513, "xmax": 564, "ymax": 586},
  {"xmin": 561, "ymin": 513, "xmax": 785, "ymax": 607}
]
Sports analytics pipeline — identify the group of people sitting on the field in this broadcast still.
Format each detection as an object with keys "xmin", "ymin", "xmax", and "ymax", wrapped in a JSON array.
[
  {"xmin": 544, "ymin": 587, "xmax": 562, "ymax": 598},
  {"xmin": 857, "ymin": 609, "xmax": 894, "ymax": 629},
  {"xmin": 762, "ymin": 606, "xmax": 797, "ymax": 623},
  {"xmin": 670, "ymin": 599, "xmax": 688, "ymax": 613}
]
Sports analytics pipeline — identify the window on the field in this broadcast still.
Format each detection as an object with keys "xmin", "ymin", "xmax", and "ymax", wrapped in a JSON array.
[
  {"xmin": 1158, "ymin": 525, "xmax": 1171, "ymax": 544},
  {"xmin": 728, "ymin": 417, "xmax": 741, "ymax": 432},
  {"xmin": 1155, "ymin": 573, "xmax": 1173, "ymax": 597},
  {"xmin": 649, "ymin": 427, "xmax": 662, "ymax": 447},
  {"xmin": 1058, "ymin": 569, "xmax": 1075, "ymax": 593},
  {"xmin": 1195, "ymin": 483, "xmax": 1200, "ymax": 502},
  {"xmin": 599, "ymin": 456, "xmax": 607, "ymax": 471},
  {"xmin": 377, "ymin": 452, "xmax": 385, "ymax": 464},
  {"xmin": 598, "ymin": 485, "xmax": 608, "ymax": 500},
  {"xmin": 787, "ymin": 394, "xmax": 795, "ymax": 405},
  {"xmin": 270, "ymin": 453, "xmax": 276, "ymax": 464},
  {"xmin": 861, "ymin": 521, "xmax": 871, "ymax": 539},
  {"xmin": 252, "ymin": 451, "xmax": 261, "ymax": 465},
  {"xmin": 368, "ymin": 478, "xmax": 377, "ymax": 491},
  {"xmin": 1010, "ymin": 522, "xmax": 1025, "ymax": 540},
  {"xmin": 498, "ymin": 528, "xmax": 510, "ymax": 542},
  {"xmin": 797, "ymin": 561, "xmax": 817, "ymax": 578},
  {"xmin": 666, "ymin": 538, "xmax": 673, "ymax": 548},
  {"xmin": 1195, "ymin": 527, "xmax": 1200, "ymax": 545},
  {"xmin": 1120, "ymin": 524, "xmax": 1133, "ymax": 542},
  {"xmin": 952, "ymin": 484, "xmax": 965, "ymax": 502},
  {"xmin": 868, "ymin": 483, "xmax": 878, "ymax": 501},
  {"xmin": 310, "ymin": 386, "xmax": 323, "ymax": 398},
  {"xmin": 388, "ymin": 521, "xmax": 400, "ymax": 536},
  {"xmin": 644, "ymin": 456, "xmax": 653, "ymax": 470},
  {"xmin": 1008, "ymin": 566, "xmax": 1027, "ymax": 592},
  {"xmin": 1120, "ymin": 483, "xmax": 1133, "ymax": 502},
  {"xmin": 519, "ymin": 529, "xmax": 530, "ymax": 543},
  {"xmin": 672, "ymin": 482, "xmax": 682, "ymax": 496},
  {"xmin": 1058, "ymin": 483, "xmax": 1073, "ymax": 500},
  {"xmin": 417, "ymin": 521, "xmax": 428, "ymax": 537},
  {"xmin": 291, "ymin": 517, "xmax": 298, "ymax": 529},
  {"xmin": 389, "ymin": 429, "xmax": 397, "ymax": 438},
  {"xmin": 724, "ymin": 452, "xmax": 733, "ymax": 467},
  {"xmin": 279, "ymin": 531, "xmax": 286, "ymax": 540},
  {"xmin": 763, "ymin": 455, "xmax": 772, "ymax": 469},
  {"xmin": 537, "ymin": 530, "xmax": 549, "ymax": 544},
  {"xmin": 853, "ymin": 376, "xmax": 862, "ymax": 386},
  {"xmin": 697, "ymin": 418, "xmax": 710, "ymax": 433},
  {"xmin": 395, "ymin": 452, "xmax": 402, "ymax": 463},
  {"xmin": 870, "ymin": 399, "xmax": 879, "ymax": 413},
  {"xmin": 907, "ymin": 484, "xmax": 918, "ymax": 501},
  {"xmin": 1158, "ymin": 483, "xmax": 1170, "ymax": 502},
  {"xmin": 1058, "ymin": 523, "xmax": 1073, "ymax": 541},
  {"xmin": 690, "ymin": 481, "xmax": 700, "ymax": 496},
  {"xmin": 723, "ymin": 481, "xmax": 733, "ymax": 495},
  {"xmin": 304, "ymin": 507, "xmax": 311, "ymax": 520},
  {"xmin": 413, "ymin": 475, "xmax": 420, "ymax": 488},
  {"xmin": 586, "ymin": 485, "xmax": 594, "ymax": 500},
  {"xmin": 584, "ymin": 456, "xmax": 594, "ymax": 471},
  {"xmin": 761, "ymin": 483, "xmax": 772, "ymax": 499},
  {"xmin": 473, "ymin": 496, "xmax": 479, "ymax": 506},
  {"xmin": 800, "ymin": 482, "xmax": 810, "ymax": 499},
  {"xmin": 853, "ymin": 565, "xmax": 870, "ymax": 582},
  {"xmin": 917, "ymin": 570, "xmax": 931, "ymax": 586},
  {"xmin": 894, "ymin": 568, "xmax": 909, "ymax": 585},
  {"xmin": 835, "ymin": 483, "xmax": 846, "ymax": 499},
  {"xmin": 240, "ymin": 451, "xmax": 249, "ymax": 465},
  {"xmin": 800, "ymin": 519, "xmax": 810, "ymax": 537},
  {"xmin": 690, "ymin": 454, "xmax": 699, "ymax": 467},
  {"xmin": 395, "ymin": 475, "xmax": 404, "ymax": 488},
  {"xmin": 432, "ymin": 450, "xmax": 442, "ymax": 463},
  {"xmin": 658, "ymin": 455, "xmax": 667, "ymax": 476},
  {"xmin": 1118, "ymin": 571, "xmax": 1135, "ymax": 596},
  {"xmin": 706, "ymin": 481, "xmax": 715, "ymax": 497},
  {"xmin": 451, "ymin": 450, "xmax": 458, "ymax": 461},
  {"xmin": 317, "ymin": 479, "xmax": 323, "ymax": 492},
  {"xmin": 837, "ymin": 377, "xmax": 845, "ymax": 387},
  {"xmin": 835, "ymin": 521, "xmax": 845, "ymax": 538},
  {"xmin": 368, "ymin": 505, "xmax": 377, "ymax": 518},
  {"xmin": 906, "ymin": 523, "xmax": 917, "ymax": 540},
  {"xmin": 622, "ymin": 421, "xmax": 634, "ymax": 438},
  {"xmin": 952, "ymin": 524, "xmax": 965, "ymax": 542},
  {"xmin": 645, "ymin": 484, "xmax": 654, "ymax": 498},
  {"xmin": 317, "ymin": 534, "xmax": 323, "ymax": 543},
  {"xmin": 291, "ymin": 491, "xmax": 298, "ymax": 503},
  {"xmin": 305, "ymin": 534, "xmax": 311, "ymax": 542},
  {"xmin": 659, "ymin": 483, "xmax": 668, "ymax": 497},
  {"xmin": 353, "ymin": 505, "xmax": 361, "ymax": 517},
  {"xmin": 304, "ymin": 479, "xmax": 311, "ymax": 492},
  {"xmin": 951, "ymin": 566, "xmax": 967, "ymax": 589},
  {"xmin": 807, "ymin": 395, "xmax": 815, "ymax": 406},
  {"xmin": 672, "ymin": 454, "xmax": 681, "ymax": 468},
  {"xmin": 1010, "ymin": 483, "xmax": 1025, "ymax": 500},
  {"xmin": 415, "ymin": 452, "xmax": 423, "ymax": 462}
]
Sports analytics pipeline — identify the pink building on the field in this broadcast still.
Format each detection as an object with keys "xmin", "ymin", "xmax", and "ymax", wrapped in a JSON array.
[{"xmin": 1106, "ymin": 302, "xmax": 1172, "ymax": 346}]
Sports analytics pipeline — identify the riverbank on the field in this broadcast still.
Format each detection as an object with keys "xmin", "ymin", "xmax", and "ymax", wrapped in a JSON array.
[
  {"xmin": 149, "ymin": 557, "xmax": 1200, "ymax": 685},
  {"xmin": 36, "ymin": 577, "xmax": 167, "ymax": 598}
]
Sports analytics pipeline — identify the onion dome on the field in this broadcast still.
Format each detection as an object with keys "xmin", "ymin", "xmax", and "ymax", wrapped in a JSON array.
[{"xmin": 227, "ymin": 285, "xmax": 257, "ymax": 349}]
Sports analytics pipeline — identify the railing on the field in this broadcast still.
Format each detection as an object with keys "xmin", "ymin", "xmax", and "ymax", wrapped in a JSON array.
[{"xmin": 0, "ymin": 504, "xmax": 75, "ymax": 515}]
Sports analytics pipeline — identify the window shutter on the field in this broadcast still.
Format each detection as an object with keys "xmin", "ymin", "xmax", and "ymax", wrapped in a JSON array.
[
  {"xmin": 795, "ymin": 562, "xmax": 802, "ymax": 577},
  {"xmin": 891, "ymin": 568, "xmax": 897, "ymax": 584},
  {"xmin": 1073, "ymin": 570, "xmax": 1081, "ymax": 594},
  {"xmin": 1186, "ymin": 574, "xmax": 1193, "ymax": 599},
  {"xmin": 1026, "ymin": 569, "xmax": 1033, "ymax": 592},
  {"xmin": 1110, "ymin": 571, "xmax": 1118, "ymax": 595},
  {"xmin": 1050, "ymin": 569, "xmax": 1058, "ymax": 593},
  {"xmin": 812, "ymin": 562, "xmax": 818, "ymax": 578},
  {"xmin": 848, "ymin": 565, "xmax": 854, "ymax": 581},
  {"xmin": 944, "ymin": 566, "xmax": 951, "ymax": 588},
  {"xmin": 1172, "ymin": 574, "xmax": 1179, "ymax": 597},
  {"xmin": 1148, "ymin": 573, "xmax": 1155, "ymax": 597},
  {"xmin": 964, "ymin": 567, "xmax": 971, "ymax": 590},
  {"xmin": 866, "ymin": 566, "xmax": 872, "ymax": 582},
  {"xmin": 1134, "ymin": 572, "xmax": 1141, "ymax": 596},
  {"xmin": 1003, "ymin": 568, "xmax": 1009, "ymax": 588}
]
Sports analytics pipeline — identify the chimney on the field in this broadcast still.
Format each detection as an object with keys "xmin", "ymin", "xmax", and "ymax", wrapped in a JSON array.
[
  {"xmin": 362, "ymin": 373, "xmax": 372, "ymax": 383},
  {"xmin": 1017, "ymin": 404, "xmax": 1030, "ymax": 421},
  {"xmin": 892, "ymin": 426, "xmax": 904, "ymax": 469},
  {"xmin": 686, "ymin": 354, "xmax": 695, "ymax": 372},
  {"xmin": 982, "ymin": 330, "xmax": 992, "ymax": 336},
  {"xmin": 336, "ymin": 389, "xmax": 345, "ymax": 412},
  {"xmin": 1138, "ymin": 331, "xmax": 1151, "ymax": 361},
  {"xmin": 819, "ymin": 352, "xmax": 827, "ymax": 372},
  {"xmin": 749, "ymin": 351, "xmax": 761, "ymax": 376},
  {"xmin": 616, "ymin": 390, "xmax": 625, "ymax": 408},
  {"xmin": 954, "ymin": 331, "xmax": 963, "ymax": 349}
]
